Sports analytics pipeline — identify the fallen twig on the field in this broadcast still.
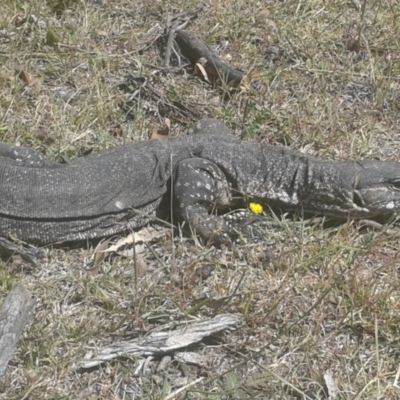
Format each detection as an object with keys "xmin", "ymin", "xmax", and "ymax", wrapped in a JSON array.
[
  {"xmin": 164, "ymin": 19, "xmax": 179, "ymax": 68},
  {"xmin": 175, "ymin": 30, "xmax": 244, "ymax": 86},
  {"xmin": 164, "ymin": 6, "xmax": 204, "ymax": 69},
  {"xmin": 81, "ymin": 313, "xmax": 242, "ymax": 369}
]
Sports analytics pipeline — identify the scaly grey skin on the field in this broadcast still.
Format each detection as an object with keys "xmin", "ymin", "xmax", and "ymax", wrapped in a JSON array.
[{"xmin": 1, "ymin": 119, "xmax": 400, "ymax": 245}]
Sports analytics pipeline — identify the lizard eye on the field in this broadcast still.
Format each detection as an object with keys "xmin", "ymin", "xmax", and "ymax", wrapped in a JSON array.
[{"xmin": 391, "ymin": 180, "xmax": 400, "ymax": 190}]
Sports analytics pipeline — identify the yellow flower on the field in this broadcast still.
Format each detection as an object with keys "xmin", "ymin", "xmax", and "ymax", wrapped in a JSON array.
[{"xmin": 249, "ymin": 202, "xmax": 263, "ymax": 214}]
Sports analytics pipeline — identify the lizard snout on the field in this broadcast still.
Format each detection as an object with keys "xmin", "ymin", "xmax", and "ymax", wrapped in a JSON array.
[{"xmin": 354, "ymin": 160, "xmax": 400, "ymax": 214}]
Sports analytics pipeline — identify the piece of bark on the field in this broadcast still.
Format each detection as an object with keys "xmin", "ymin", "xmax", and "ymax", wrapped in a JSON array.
[
  {"xmin": 81, "ymin": 313, "xmax": 242, "ymax": 369},
  {"xmin": 0, "ymin": 285, "xmax": 36, "ymax": 378},
  {"xmin": 175, "ymin": 30, "xmax": 244, "ymax": 86}
]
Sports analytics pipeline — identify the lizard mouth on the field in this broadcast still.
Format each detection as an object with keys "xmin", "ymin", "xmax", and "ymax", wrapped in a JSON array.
[{"xmin": 351, "ymin": 187, "xmax": 400, "ymax": 216}]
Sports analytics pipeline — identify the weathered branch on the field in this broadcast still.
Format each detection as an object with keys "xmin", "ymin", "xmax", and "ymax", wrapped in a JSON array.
[
  {"xmin": 0, "ymin": 285, "xmax": 36, "ymax": 377},
  {"xmin": 164, "ymin": 19, "xmax": 179, "ymax": 68},
  {"xmin": 163, "ymin": 6, "xmax": 204, "ymax": 69},
  {"xmin": 81, "ymin": 313, "xmax": 243, "ymax": 369},
  {"xmin": 175, "ymin": 30, "xmax": 244, "ymax": 86}
]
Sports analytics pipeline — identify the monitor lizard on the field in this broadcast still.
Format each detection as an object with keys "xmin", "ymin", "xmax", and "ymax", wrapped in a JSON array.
[{"xmin": 1, "ymin": 119, "xmax": 399, "ymax": 246}]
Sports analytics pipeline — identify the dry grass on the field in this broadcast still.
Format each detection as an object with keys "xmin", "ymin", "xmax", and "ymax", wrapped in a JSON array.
[{"xmin": 1, "ymin": 0, "xmax": 400, "ymax": 399}]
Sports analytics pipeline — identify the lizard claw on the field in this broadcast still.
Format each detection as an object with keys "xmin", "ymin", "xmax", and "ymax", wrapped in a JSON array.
[{"xmin": 223, "ymin": 211, "xmax": 266, "ymax": 242}]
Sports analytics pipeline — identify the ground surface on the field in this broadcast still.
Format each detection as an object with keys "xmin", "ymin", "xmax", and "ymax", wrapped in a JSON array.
[{"xmin": 1, "ymin": 0, "xmax": 400, "ymax": 399}]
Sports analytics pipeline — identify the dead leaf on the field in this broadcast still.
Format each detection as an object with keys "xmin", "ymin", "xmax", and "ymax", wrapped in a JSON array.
[
  {"xmin": 100, "ymin": 227, "xmax": 165, "ymax": 254},
  {"xmin": 17, "ymin": 70, "xmax": 33, "ymax": 84},
  {"xmin": 195, "ymin": 58, "xmax": 210, "ymax": 83},
  {"xmin": 16, "ymin": 69, "xmax": 41, "ymax": 89},
  {"xmin": 224, "ymin": 53, "xmax": 232, "ymax": 61},
  {"xmin": 34, "ymin": 126, "xmax": 56, "ymax": 144},
  {"xmin": 324, "ymin": 371, "xmax": 339, "ymax": 400},
  {"xmin": 150, "ymin": 118, "xmax": 171, "ymax": 139},
  {"xmin": 110, "ymin": 124, "xmax": 123, "ymax": 139},
  {"xmin": 86, "ymin": 238, "xmax": 111, "ymax": 276},
  {"xmin": 13, "ymin": 15, "xmax": 28, "ymax": 27}
]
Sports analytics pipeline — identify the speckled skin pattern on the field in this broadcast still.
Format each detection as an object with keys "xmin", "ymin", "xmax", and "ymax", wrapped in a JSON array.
[{"xmin": 1, "ymin": 119, "xmax": 400, "ymax": 245}]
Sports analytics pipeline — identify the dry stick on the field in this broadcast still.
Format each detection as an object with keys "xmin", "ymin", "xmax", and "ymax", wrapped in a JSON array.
[
  {"xmin": 164, "ymin": 19, "xmax": 179, "ymax": 68},
  {"xmin": 167, "ymin": 6, "xmax": 203, "ymax": 23},
  {"xmin": 164, "ymin": 377, "xmax": 204, "ymax": 400},
  {"xmin": 81, "ymin": 313, "xmax": 242, "ymax": 369},
  {"xmin": 0, "ymin": 285, "xmax": 36, "ymax": 378},
  {"xmin": 175, "ymin": 30, "xmax": 244, "ymax": 86}
]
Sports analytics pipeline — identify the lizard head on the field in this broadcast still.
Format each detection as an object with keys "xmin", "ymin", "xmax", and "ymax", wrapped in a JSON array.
[{"xmin": 352, "ymin": 160, "xmax": 400, "ymax": 216}]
